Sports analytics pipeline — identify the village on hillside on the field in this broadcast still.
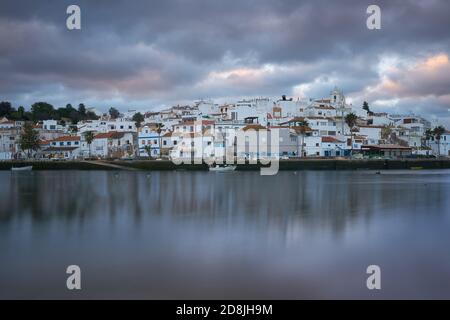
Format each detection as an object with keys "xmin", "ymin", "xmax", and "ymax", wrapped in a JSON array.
[{"xmin": 1, "ymin": 87, "xmax": 449, "ymax": 162}]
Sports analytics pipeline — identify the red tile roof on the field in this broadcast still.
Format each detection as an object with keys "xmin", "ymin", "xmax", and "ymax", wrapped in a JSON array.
[
  {"xmin": 52, "ymin": 136, "xmax": 80, "ymax": 142},
  {"xmin": 242, "ymin": 124, "xmax": 268, "ymax": 131},
  {"xmin": 322, "ymin": 136, "xmax": 344, "ymax": 143},
  {"xmin": 94, "ymin": 131, "xmax": 125, "ymax": 139}
]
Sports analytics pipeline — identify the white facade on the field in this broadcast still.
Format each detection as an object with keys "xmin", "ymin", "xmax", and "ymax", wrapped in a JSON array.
[
  {"xmin": 138, "ymin": 126, "xmax": 161, "ymax": 157},
  {"xmin": 77, "ymin": 120, "xmax": 137, "ymax": 134},
  {"xmin": 429, "ymin": 132, "xmax": 450, "ymax": 156}
]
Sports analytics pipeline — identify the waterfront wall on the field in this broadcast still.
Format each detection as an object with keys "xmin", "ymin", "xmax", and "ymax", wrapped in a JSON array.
[{"xmin": 1, "ymin": 159, "xmax": 450, "ymax": 171}]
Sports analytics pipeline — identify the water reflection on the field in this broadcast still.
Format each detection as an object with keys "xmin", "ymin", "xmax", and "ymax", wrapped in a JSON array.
[{"xmin": 0, "ymin": 170, "xmax": 449, "ymax": 298}]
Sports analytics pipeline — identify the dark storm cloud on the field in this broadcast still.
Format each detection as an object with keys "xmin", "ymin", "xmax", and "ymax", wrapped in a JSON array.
[{"xmin": 0, "ymin": 0, "xmax": 450, "ymax": 125}]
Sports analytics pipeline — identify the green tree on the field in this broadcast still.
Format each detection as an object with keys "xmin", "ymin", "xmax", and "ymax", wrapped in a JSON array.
[
  {"xmin": 424, "ymin": 128, "xmax": 433, "ymax": 147},
  {"xmin": 19, "ymin": 122, "xmax": 41, "ymax": 158},
  {"xmin": 17, "ymin": 106, "xmax": 25, "ymax": 119},
  {"xmin": 433, "ymin": 126, "xmax": 446, "ymax": 156},
  {"xmin": 143, "ymin": 145, "xmax": 153, "ymax": 158},
  {"xmin": 78, "ymin": 103, "xmax": 86, "ymax": 117},
  {"xmin": 31, "ymin": 102, "xmax": 55, "ymax": 120},
  {"xmin": 86, "ymin": 110, "xmax": 99, "ymax": 120},
  {"xmin": 345, "ymin": 113, "xmax": 358, "ymax": 155},
  {"xmin": 381, "ymin": 126, "xmax": 392, "ymax": 143},
  {"xmin": 84, "ymin": 131, "xmax": 95, "ymax": 158},
  {"xmin": 132, "ymin": 112, "xmax": 145, "ymax": 128},
  {"xmin": 363, "ymin": 101, "xmax": 370, "ymax": 113},
  {"xmin": 0, "ymin": 101, "xmax": 14, "ymax": 118},
  {"xmin": 109, "ymin": 107, "xmax": 120, "ymax": 119}
]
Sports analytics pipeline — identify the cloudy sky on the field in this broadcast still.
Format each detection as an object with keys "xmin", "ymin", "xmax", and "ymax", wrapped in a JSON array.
[{"xmin": 1, "ymin": 0, "xmax": 450, "ymax": 125}]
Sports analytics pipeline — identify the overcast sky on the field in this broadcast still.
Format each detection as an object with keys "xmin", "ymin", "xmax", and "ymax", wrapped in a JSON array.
[{"xmin": 1, "ymin": 0, "xmax": 449, "ymax": 126}]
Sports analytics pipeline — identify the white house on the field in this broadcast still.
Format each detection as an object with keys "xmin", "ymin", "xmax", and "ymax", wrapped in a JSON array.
[
  {"xmin": 358, "ymin": 125, "xmax": 383, "ymax": 145},
  {"xmin": 429, "ymin": 130, "xmax": 450, "ymax": 156},
  {"xmin": 43, "ymin": 136, "xmax": 81, "ymax": 159},
  {"xmin": 89, "ymin": 131, "xmax": 135, "ymax": 158},
  {"xmin": 321, "ymin": 136, "xmax": 347, "ymax": 157},
  {"xmin": 77, "ymin": 119, "xmax": 137, "ymax": 134},
  {"xmin": 0, "ymin": 126, "xmax": 20, "ymax": 159},
  {"xmin": 138, "ymin": 126, "xmax": 161, "ymax": 157}
]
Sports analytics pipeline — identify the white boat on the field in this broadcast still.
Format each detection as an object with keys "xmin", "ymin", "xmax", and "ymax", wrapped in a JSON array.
[
  {"xmin": 209, "ymin": 165, "xmax": 236, "ymax": 172},
  {"xmin": 11, "ymin": 166, "xmax": 33, "ymax": 171}
]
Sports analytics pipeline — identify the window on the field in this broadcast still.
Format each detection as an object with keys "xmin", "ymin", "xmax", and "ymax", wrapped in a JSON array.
[
  {"xmin": 173, "ymin": 141, "xmax": 177, "ymax": 145},
  {"xmin": 128, "ymin": 126, "xmax": 132, "ymax": 129},
  {"xmin": 141, "ymin": 140, "xmax": 145, "ymax": 145},
  {"xmin": 60, "ymin": 142, "xmax": 63, "ymax": 146},
  {"xmin": 67, "ymin": 142, "xmax": 71, "ymax": 146},
  {"xmin": 163, "ymin": 140, "xmax": 167, "ymax": 146},
  {"xmin": 120, "ymin": 126, "xmax": 124, "ymax": 129},
  {"xmin": 316, "ymin": 143, "xmax": 319, "ymax": 147},
  {"xmin": 147, "ymin": 140, "xmax": 151, "ymax": 145},
  {"xmin": 316, "ymin": 152, "xmax": 320, "ymax": 156}
]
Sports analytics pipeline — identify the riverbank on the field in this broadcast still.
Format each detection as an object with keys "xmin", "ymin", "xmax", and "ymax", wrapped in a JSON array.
[{"xmin": 1, "ymin": 158, "xmax": 450, "ymax": 171}]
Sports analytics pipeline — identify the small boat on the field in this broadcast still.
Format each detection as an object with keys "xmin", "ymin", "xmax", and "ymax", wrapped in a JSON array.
[
  {"xmin": 11, "ymin": 166, "xmax": 33, "ymax": 171},
  {"xmin": 410, "ymin": 166, "xmax": 423, "ymax": 170},
  {"xmin": 209, "ymin": 165, "xmax": 236, "ymax": 172}
]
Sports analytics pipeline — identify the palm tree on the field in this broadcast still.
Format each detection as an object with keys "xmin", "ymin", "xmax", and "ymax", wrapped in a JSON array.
[
  {"xmin": 345, "ymin": 113, "xmax": 358, "ymax": 155},
  {"xmin": 424, "ymin": 128, "xmax": 433, "ymax": 147},
  {"xmin": 433, "ymin": 126, "xmax": 446, "ymax": 156},
  {"xmin": 295, "ymin": 120, "xmax": 309, "ymax": 157},
  {"xmin": 156, "ymin": 123, "xmax": 164, "ymax": 158},
  {"xmin": 381, "ymin": 126, "xmax": 392, "ymax": 143},
  {"xmin": 83, "ymin": 131, "xmax": 95, "ymax": 159},
  {"xmin": 143, "ymin": 145, "xmax": 152, "ymax": 158}
]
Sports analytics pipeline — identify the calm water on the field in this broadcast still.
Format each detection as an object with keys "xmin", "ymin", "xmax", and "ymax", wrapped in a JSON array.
[{"xmin": 1, "ymin": 169, "xmax": 450, "ymax": 299}]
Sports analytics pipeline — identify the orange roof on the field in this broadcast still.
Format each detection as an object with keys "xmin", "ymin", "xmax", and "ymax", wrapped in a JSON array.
[
  {"xmin": 52, "ymin": 136, "xmax": 80, "ymax": 142},
  {"xmin": 268, "ymin": 125, "xmax": 290, "ymax": 129},
  {"xmin": 242, "ymin": 124, "xmax": 268, "ymax": 131},
  {"xmin": 322, "ymin": 136, "xmax": 344, "ymax": 143},
  {"xmin": 94, "ymin": 131, "xmax": 125, "ymax": 139}
]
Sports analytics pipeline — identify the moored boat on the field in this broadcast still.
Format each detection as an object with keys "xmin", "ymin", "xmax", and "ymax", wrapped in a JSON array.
[
  {"xmin": 11, "ymin": 166, "xmax": 33, "ymax": 171},
  {"xmin": 209, "ymin": 165, "xmax": 236, "ymax": 172}
]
